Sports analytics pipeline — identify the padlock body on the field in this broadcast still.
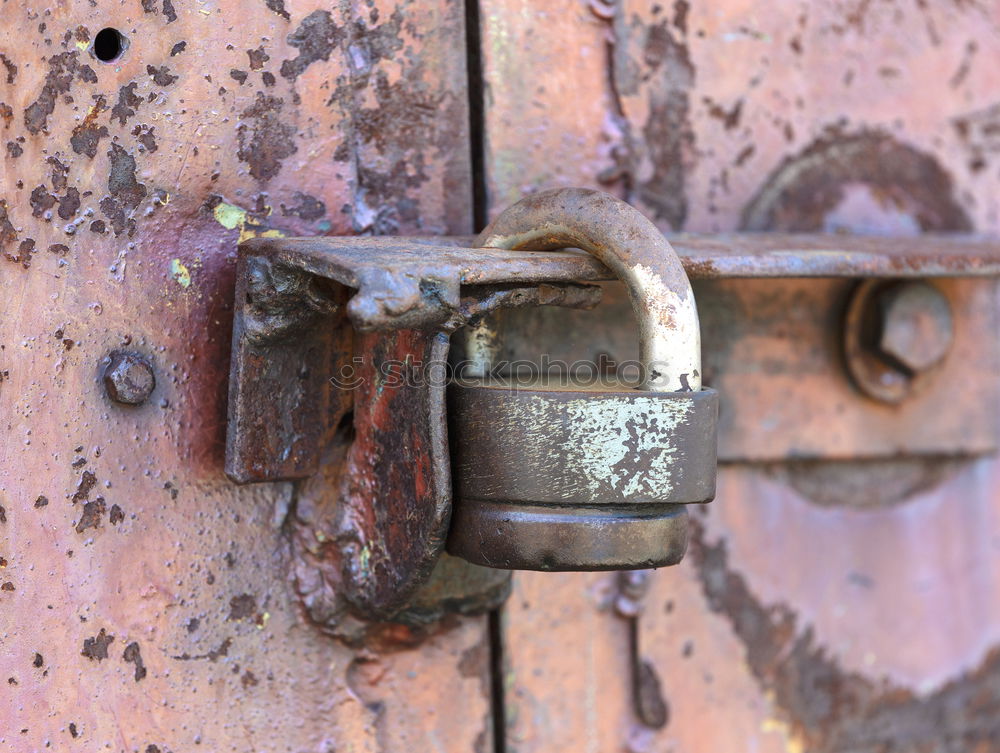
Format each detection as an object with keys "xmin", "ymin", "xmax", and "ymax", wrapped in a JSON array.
[{"xmin": 446, "ymin": 377, "xmax": 718, "ymax": 570}]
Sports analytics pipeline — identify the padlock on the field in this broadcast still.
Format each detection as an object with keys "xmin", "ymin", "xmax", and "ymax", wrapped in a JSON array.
[{"xmin": 445, "ymin": 188, "xmax": 719, "ymax": 571}]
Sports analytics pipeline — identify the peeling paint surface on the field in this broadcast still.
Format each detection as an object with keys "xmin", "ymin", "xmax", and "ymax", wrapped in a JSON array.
[
  {"xmin": 0, "ymin": 1, "xmax": 484, "ymax": 751},
  {"xmin": 482, "ymin": 0, "xmax": 1000, "ymax": 751},
  {"xmin": 3, "ymin": 0, "xmax": 1000, "ymax": 750}
]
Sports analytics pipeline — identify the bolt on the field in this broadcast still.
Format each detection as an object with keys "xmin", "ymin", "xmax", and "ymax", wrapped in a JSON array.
[
  {"xmin": 876, "ymin": 281, "xmax": 953, "ymax": 374},
  {"xmin": 103, "ymin": 352, "xmax": 155, "ymax": 405}
]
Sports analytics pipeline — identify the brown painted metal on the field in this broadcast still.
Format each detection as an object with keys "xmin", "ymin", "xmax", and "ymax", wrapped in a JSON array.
[
  {"xmin": 481, "ymin": 0, "xmax": 1000, "ymax": 750},
  {"xmin": 0, "ymin": 0, "xmax": 494, "ymax": 751},
  {"xmin": 4, "ymin": 0, "xmax": 1000, "ymax": 750}
]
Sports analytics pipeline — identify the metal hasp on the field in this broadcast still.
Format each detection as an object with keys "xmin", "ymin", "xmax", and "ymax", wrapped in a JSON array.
[
  {"xmin": 225, "ymin": 190, "xmax": 1000, "ymax": 623},
  {"xmin": 225, "ymin": 227, "xmax": 608, "ymax": 625},
  {"xmin": 446, "ymin": 189, "xmax": 719, "ymax": 571}
]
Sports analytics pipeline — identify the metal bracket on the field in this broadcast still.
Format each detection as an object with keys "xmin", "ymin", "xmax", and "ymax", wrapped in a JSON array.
[{"xmin": 226, "ymin": 237, "xmax": 603, "ymax": 628}]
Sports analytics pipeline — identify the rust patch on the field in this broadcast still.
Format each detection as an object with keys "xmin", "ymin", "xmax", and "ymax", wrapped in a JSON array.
[
  {"xmin": 170, "ymin": 41, "xmax": 186, "ymax": 56},
  {"xmin": 143, "ymin": 0, "xmax": 177, "ymax": 23},
  {"xmin": 6, "ymin": 141, "xmax": 22, "ymax": 158},
  {"xmin": 346, "ymin": 8, "xmax": 406, "ymax": 72},
  {"xmin": 280, "ymin": 191, "xmax": 326, "ymax": 220},
  {"xmin": 34, "ymin": 495, "xmax": 48, "ymax": 508},
  {"xmin": 229, "ymin": 69, "xmax": 248, "ymax": 85},
  {"xmin": 123, "ymin": 641, "xmax": 147, "ymax": 681},
  {"xmin": 637, "ymin": 21, "xmax": 693, "ymax": 229},
  {"xmin": 81, "ymin": 629, "xmax": 114, "ymax": 661},
  {"xmin": 742, "ymin": 129, "xmax": 973, "ymax": 232},
  {"xmin": 57, "ymin": 187, "xmax": 80, "ymax": 221},
  {"xmin": 30, "ymin": 186, "xmax": 55, "ymax": 218},
  {"xmin": 351, "ymin": 74, "xmax": 442, "ymax": 157},
  {"xmin": 132, "ymin": 124, "xmax": 158, "ymax": 153},
  {"xmin": 146, "ymin": 64, "xmax": 178, "ymax": 87},
  {"xmin": 227, "ymin": 593, "xmax": 262, "ymax": 624},
  {"xmin": 0, "ymin": 102, "xmax": 11, "ymax": 128},
  {"xmin": 704, "ymin": 96, "xmax": 743, "ymax": 130},
  {"xmin": 109, "ymin": 504, "xmax": 124, "ymax": 524},
  {"xmin": 458, "ymin": 635, "xmax": 491, "ymax": 698},
  {"xmin": 70, "ymin": 95, "xmax": 109, "ymax": 158},
  {"xmin": 75, "ymin": 497, "xmax": 106, "ymax": 533},
  {"xmin": 71, "ymin": 470, "xmax": 97, "ymax": 504},
  {"xmin": 111, "ymin": 82, "xmax": 142, "ymax": 127},
  {"xmin": 264, "ymin": 0, "xmax": 290, "ymax": 21},
  {"xmin": 247, "ymin": 46, "xmax": 269, "ymax": 70},
  {"xmin": 24, "ymin": 51, "xmax": 93, "ymax": 135},
  {"xmin": 100, "ymin": 143, "xmax": 147, "ymax": 236},
  {"xmin": 953, "ymin": 101, "xmax": 1000, "ymax": 174},
  {"xmin": 613, "ymin": 11, "xmax": 696, "ymax": 230},
  {"xmin": 236, "ymin": 92, "xmax": 297, "ymax": 181},
  {"xmin": 688, "ymin": 519, "xmax": 1000, "ymax": 751},
  {"xmin": 171, "ymin": 637, "xmax": 232, "ymax": 662},
  {"xmin": 6, "ymin": 238, "xmax": 36, "ymax": 268},
  {"xmin": 0, "ymin": 200, "xmax": 19, "ymax": 260},
  {"xmin": 635, "ymin": 659, "xmax": 669, "ymax": 728},
  {"xmin": 279, "ymin": 10, "xmax": 344, "ymax": 81},
  {"xmin": 0, "ymin": 53, "xmax": 17, "ymax": 84},
  {"xmin": 48, "ymin": 156, "xmax": 69, "ymax": 191}
]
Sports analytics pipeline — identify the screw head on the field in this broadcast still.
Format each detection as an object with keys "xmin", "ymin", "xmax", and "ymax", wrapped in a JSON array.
[
  {"xmin": 877, "ymin": 282, "xmax": 953, "ymax": 374},
  {"xmin": 103, "ymin": 352, "xmax": 155, "ymax": 405}
]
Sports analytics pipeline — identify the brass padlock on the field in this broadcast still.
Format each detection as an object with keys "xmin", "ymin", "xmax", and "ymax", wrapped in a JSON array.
[{"xmin": 446, "ymin": 188, "xmax": 719, "ymax": 571}]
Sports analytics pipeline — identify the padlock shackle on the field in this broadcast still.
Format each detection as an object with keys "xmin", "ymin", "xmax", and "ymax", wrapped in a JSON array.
[{"xmin": 476, "ymin": 188, "xmax": 702, "ymax": 392}]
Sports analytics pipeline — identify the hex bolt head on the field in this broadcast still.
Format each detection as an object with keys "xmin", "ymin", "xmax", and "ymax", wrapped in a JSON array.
[
  {"xmin": 103, "ymin": 352, "xmax": 156, "ymax": 405},
  {"xmin": 876, "ymin": 282, "xmax": 954, "ymax": 374}
]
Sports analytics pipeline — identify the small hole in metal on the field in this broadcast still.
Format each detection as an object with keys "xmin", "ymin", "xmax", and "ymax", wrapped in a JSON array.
[{"xmin": 93, "ymin": 28, "xmax": 126, "ymax": 63}]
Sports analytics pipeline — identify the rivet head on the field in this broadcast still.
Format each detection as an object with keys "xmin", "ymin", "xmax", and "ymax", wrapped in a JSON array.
[{"xmin": 103, "ymin": 352, "xmax": 156, "ymax": 405}]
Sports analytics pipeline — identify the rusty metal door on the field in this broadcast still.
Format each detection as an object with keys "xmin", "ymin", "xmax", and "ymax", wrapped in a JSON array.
[{"xmin": 3, "ymin": 1, "xmax": 1000, "ymax": 752}]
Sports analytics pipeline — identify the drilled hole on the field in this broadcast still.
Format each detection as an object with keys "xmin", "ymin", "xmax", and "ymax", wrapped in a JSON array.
[{"xmin": 93, "ymin": 28, "xmax": 127, "ymax": 63}]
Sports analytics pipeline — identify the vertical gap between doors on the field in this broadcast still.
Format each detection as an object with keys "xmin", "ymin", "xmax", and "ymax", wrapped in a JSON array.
[
  {"xmin": 465, "ymin": 0, "xmax": 488, "ymax": 233},
  {"xmin": 488, "ymin": 608, "xmax": 507, "ymax": 753},
  {"xmin": 467, "ymin": 3, "xmax": 503, "ymax": 750}
]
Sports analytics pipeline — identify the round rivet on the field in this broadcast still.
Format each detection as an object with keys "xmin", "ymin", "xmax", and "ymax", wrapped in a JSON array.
[{"xmin": 103, "ymin": 352, "xmax": 156, "ymax": 405}]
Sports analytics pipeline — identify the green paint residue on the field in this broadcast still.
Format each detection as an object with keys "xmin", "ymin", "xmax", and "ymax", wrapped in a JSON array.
[
  {"xmin": 170, "ymin": 259, "xmax": 191, "ymax": 288},
  {"xmin": 213, "ymin": 200, "xmax": 287, "ymax": 243},
  {"xmin": 213, "ymin": 201, "xmax": 247, "ymax": 230},
  {"xmin": 359, "ymin": 544, "xmax": 371, "ymax": 578}
]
